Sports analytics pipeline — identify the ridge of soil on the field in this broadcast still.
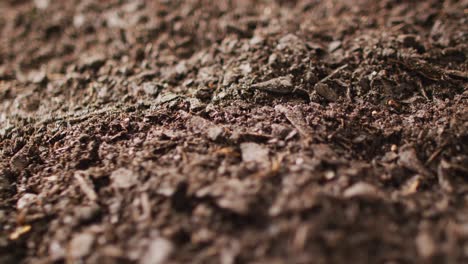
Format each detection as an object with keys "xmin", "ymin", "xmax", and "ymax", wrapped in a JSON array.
[{"xmin": 0, "ymin": 0, "xmax": 467, "ymax": 263}]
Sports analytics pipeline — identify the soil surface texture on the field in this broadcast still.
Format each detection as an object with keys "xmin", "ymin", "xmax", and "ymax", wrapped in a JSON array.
[{"xmin": 1, "ymin": 0, "xmax": 467, "ymax": 263}]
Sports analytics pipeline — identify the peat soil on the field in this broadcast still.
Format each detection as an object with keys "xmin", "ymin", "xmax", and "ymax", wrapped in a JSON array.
[{"xmin": 0, "ymin": 0, "xmax": 467, "ymax": 263}]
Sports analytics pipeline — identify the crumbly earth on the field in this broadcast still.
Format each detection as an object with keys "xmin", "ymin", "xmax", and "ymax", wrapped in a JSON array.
[{"xmin": 0, "ymin": 0, "xmax": 467, "ymax": 263}]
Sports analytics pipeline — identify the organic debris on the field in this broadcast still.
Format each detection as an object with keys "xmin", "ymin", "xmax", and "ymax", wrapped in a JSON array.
[{"xmin": 0, "ymin": 0, "xmax": 467, "ymax": 263}]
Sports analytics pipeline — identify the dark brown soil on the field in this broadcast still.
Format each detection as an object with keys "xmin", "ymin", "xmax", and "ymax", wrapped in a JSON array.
[{"xmin": 1, "ymin": 0, "xmax": 467, "ymax": 263}]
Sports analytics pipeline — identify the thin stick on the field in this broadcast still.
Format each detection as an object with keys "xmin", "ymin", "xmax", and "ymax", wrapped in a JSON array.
[{"xmin": 318, "ymin": 64, "xmax": 348, "ymax": 83}]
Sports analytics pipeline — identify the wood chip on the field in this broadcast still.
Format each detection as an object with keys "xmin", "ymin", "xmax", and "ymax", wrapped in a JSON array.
[
  {"xmin": 398, "ymin": 146, "xmax": 431, "ymax": 177},
  {"xmin": 240, "ymin": 142, "xmax": 269, "ymax": 163},
  {"xmin": 400, "ymin": 175, "xmax": 421, "ymax": 196},
  {"xmin": 17, "ymin": 193, "xmax": 38, "ymax": 210},
  {"xmin": 218, "ymin": 197, "xmax": 250, "ymax": 215},
  {"xmin": 140, "ymin": 236, "xmax": 173, "ymax": 264},
  {"xmin": 110, "ymin": 168, "xmax": 138, "ymax": 189},
  {"xmin": 10, "ymin": 153, "xmax": 29, "ymax": 170},
  {"xmin": 9, "ymin": 225, "xmax": 31, "ymax": 240},
  {"xmin": 251, "ymin": 75, "xmax": 293, "ymax": 94},
  {"xmin": 251, "ymin": 75, "xmax": 307, "ymax": 97},
  {"xmin": 69, "ymin": 232, "xmax": 95, "ymax": 259},
  {"xmin": 415, "ymin": 231, "xmax": 436, "ymax": 258},
  {"xmin": 74, "ymin": 172, "xmax": 97, "ymax": 201},
  {"xmin": 275, "ymin": 105, "xmax": 312, "ymax": 139},
  {"xmin": 343, "ymin": 182, "xmax": 381, "ymax": 198},
  {"xmin": 314, "ymin": 82, "xmax": 338, "ymax": 102}
]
